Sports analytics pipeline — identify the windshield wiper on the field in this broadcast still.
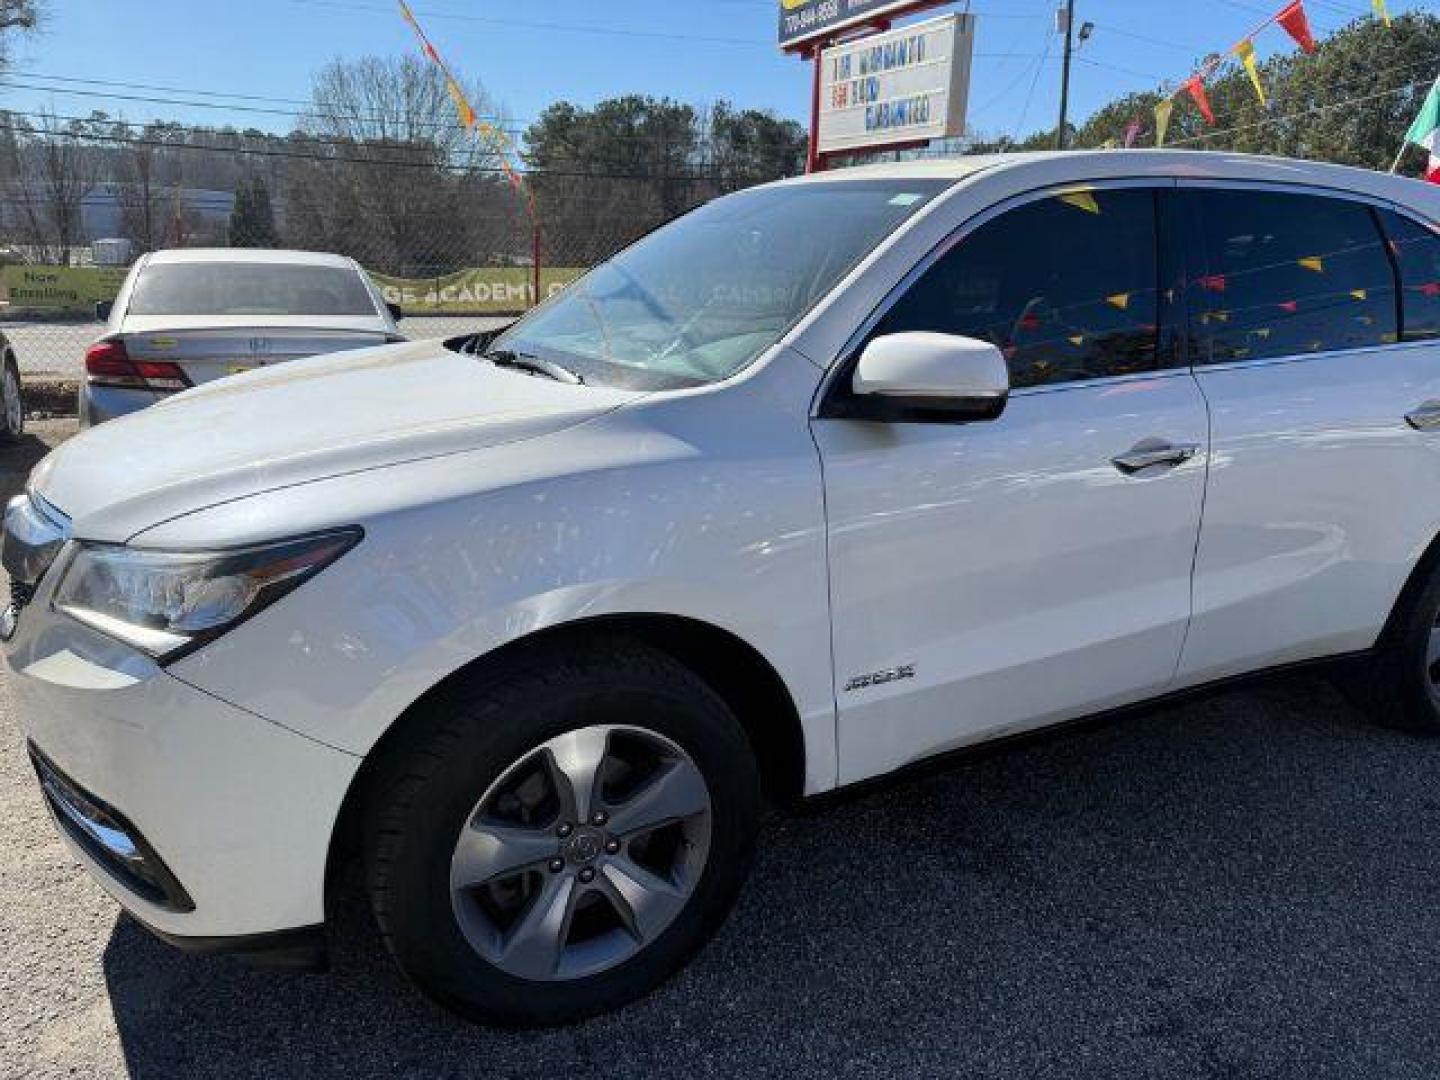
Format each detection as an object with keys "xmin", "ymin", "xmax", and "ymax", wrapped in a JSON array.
[{"xmin": 483, "ymin": 348, "xmax": 584, "ymax": 385}]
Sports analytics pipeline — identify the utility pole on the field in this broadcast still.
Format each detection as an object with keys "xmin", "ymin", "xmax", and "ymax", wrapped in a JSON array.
[{"xmin": 1055, "ymin": 0, "xmax": 1075, "ymax": 150}]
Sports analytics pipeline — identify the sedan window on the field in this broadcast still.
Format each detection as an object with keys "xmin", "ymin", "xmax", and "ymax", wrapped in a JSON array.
[{"xmin": 128, "ymin": 264, "xmax": 380, "ymax": 318}]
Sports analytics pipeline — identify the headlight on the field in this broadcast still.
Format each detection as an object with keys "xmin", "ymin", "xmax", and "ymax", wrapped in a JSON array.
[{"xmin": 51, "ymin": 529, "xmax": 361, "ymax": 660}]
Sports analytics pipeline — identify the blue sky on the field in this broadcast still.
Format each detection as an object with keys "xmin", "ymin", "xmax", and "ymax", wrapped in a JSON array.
[{"xmin": 0, "ymin": 0, "xmax": 1428, "ymax": 147}]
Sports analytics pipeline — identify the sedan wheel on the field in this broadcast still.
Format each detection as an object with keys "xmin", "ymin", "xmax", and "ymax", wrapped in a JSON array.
[{"xmin": 1, "ymin": 359, "xmax": 22, "ymax": 440}]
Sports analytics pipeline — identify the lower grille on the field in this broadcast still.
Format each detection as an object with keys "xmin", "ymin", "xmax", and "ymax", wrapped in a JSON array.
[{"xmin": 29, "ymin": 743, "xmax": 195, "ymax": 912}]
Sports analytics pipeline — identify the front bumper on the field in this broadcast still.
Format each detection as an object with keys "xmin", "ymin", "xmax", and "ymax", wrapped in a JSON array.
[{"xmin": 7, "ymin": 607, "xmax": 362, "ymax": 942}]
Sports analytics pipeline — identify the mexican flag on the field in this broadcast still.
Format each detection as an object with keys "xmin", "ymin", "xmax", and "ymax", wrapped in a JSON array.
[{"xmin": 1405, "ymin": 75, "xmax": 1440, "ymax": 184}]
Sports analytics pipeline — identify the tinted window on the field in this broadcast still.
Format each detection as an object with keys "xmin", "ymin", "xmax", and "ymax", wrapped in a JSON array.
[
  {"xmin": 872, "ymin": 187, "xmax": 1162, "ymax": 389},
  {"xmin": 1377, "ymin": 207, "xmax": 1440, "ymax": 341},
  {"xmin": 128, "ymin": 263, "xmax": 379, "ymax": 317},
  {"xmin": 1187, "ymin": 190, "xmax": 1396, "ymax": 364}
]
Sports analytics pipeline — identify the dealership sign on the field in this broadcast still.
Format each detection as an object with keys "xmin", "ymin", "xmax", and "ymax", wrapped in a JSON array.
[
  {"xmin": 778, "ymin": 0, "xmax": 925, "ymax": 51},
  {"xmin": 370, "ymin": 267, "xmax": 585, "ymax": 315},
  {"xmin": 816, "ymin": 13, "xmax": 974, "ymax": 154}
]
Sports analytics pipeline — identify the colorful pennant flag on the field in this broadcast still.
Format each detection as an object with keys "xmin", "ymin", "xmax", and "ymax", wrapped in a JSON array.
[
  {"xmin": 1155, "ymin": 98, "xmax": 1174, "ymax": 147},
  {"xmin": 1123, "ymin": 118, "xmax": 1144, "ymax": 148},
  {"xmin": 1184, "ymin": 75, "xmax": 1216, "ymax": 125},
  {"xmin": 1373, "ymin": 0, "xmax": 1391, "ymax": 27},
  {"xmin": 1403, "ymin": 75, "xmax": 1440, "ymax": 184},
  {"xmin": 1351, "ymin": 288, "xmax": 1369, "ymax": 301},
  {"xmin": 1298, "ymin": 256, "xmax": 1325, "ymax": 272},
  {"xmin": 1276, "ymin": 0, "xmax": 1317, "ymax": 54},
  {"xmin": 1234, "ymin": 39, "xmax": 1266, "ymax": 105},
  {"xmin": 1057, "ymin": 189, "xmax": 1101, "ymax": 214},
  {"xmin": 1278, "ymin": 299, "xmax": 1299, "ymax": 313},
  {"xmin": 1106, "ymin": 293, "xmax": 1131, "ymax": 310},
  {"xmin": 1199, "ymin": 274, "xmax": 1227, "ymax": 293},
  {"xmin": 395, "ymin": 0, "xmax": 532, "ymax": 202}
]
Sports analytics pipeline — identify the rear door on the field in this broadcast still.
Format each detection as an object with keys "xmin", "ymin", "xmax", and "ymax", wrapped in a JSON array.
[
  {"xmin": 1174, "ymin": 183, "xmax": 1440, "ymax": 684},
  {"xmin": 814, "ymin": 181, "xmax": 1211, "ymax": 784}
]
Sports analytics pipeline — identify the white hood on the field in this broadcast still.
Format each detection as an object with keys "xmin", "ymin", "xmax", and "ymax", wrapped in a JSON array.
[{"xmin": 33, "ymin": 339, "xmax": 642, "ymax": 542}]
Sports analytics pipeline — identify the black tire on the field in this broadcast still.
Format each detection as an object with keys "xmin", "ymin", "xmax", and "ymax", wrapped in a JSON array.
[
  {"xmin": 363, "ymin": 638, "xmax": 761, "ymax": 1026},
  {"xmin": 1339, "ymin": 554, "xmax": 1440, "ymax": 732},
  {"xmin": 0, "ymin": 351, "xmax": 23, "ymax": 442}
]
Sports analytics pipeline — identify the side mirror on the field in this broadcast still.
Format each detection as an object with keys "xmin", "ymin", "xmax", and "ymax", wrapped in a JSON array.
[
  {"xmin": 385, "ymin": 301, "xmax": 403, "ymax": 323},
  {"xmin": 95, "ymin": 300, "xmax": 113, "ymax": 322},
  {"xmin": 849, "ymin": 332, "xmax": 1009, "ymax": 421}
]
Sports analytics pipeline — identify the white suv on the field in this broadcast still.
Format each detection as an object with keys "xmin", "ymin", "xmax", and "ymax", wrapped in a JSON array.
[{"xmin": 8, "ymin": 151, "xmax": 1440, "ymax": 1025}]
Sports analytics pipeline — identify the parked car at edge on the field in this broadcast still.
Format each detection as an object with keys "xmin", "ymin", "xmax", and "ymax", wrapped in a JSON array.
[
  {"xmin": 80, "ymin": 248, "xmax": 404, "ymax": 426},
  {"xmin": 12, "ymin": 150, "xmax": 1440, "ymax": 1026},
  {"xmin": 0, "ymin": 331, "xmax": 23, "ymax": 441}
]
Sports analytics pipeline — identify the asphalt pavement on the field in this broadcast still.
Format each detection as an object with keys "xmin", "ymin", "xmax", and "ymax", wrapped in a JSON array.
[{"xmin": 4, "ymin": 420, "xmax": 1440, "ymax": 1078}]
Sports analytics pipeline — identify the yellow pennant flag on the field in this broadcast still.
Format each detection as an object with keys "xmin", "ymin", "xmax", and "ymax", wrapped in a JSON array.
[
  {"xmin": 1298, "ymin": 256, "xmax": 1325, "ymax": 273},
  {"xmin": 1106, "ymin": 293, "xmax": 1131, "ymax": 310},
  {"xmin": 1351, "ymin": 288, "xmax": 1368, "ymax": 301},
  {"xmin": 445, "ymin": 76, "xmax": 477, "ymax": 129},
  {"xmin": 1154, "ymin": 98, "xmax": 1174, "ymax": 147},
  {"xmin": 1234, "ymin": 39, "xmax": 1266, "ymax": 105},
  {"xmin": 397, "ymin": 0, "xmax": 418, "ymax": 27},
  {"xmin": 1254, "ymin": 328, "xmax": 1272, "ymax": 339},
  {"xmin": 1068, "ymin": 334, "xmax": 1086, "ymax": 347},
  {"xmin": 1373, "ymin": 0, "xmax": 1391, "ymax": 26},
  {"xmin": 1057, "ymin": 188, "xmax": 1101, "ymax": 215}
]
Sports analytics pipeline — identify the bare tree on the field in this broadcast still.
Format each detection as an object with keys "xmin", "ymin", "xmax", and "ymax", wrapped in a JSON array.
[
  {"xmin": 286, "ymin": 55, "xmax": 519, "ymax": 275},
  {"xmin": 0, "ymin": 109, "xmax": 104, "ymax": 263}
]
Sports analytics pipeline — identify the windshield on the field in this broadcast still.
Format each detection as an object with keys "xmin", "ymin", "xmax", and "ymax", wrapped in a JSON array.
[
  {"xmin": 491, "ymin": 178, "xmax": 949, "ymax": 389},
  {"xmin": 127, "ymin": 263, "xmax": 381, "ymax": 317}
]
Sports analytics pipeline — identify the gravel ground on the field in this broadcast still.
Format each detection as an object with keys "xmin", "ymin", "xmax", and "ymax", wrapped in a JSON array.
[
  {"xmin": 0, "ymin": 316, "xmax": 515, "ymax": 378},
  {"xmin": 6, "ymin": 421, "xmax": 1440, "ymax": 1078}
]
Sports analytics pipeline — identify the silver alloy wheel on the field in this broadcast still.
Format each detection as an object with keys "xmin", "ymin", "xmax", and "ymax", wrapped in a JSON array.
[
  {"xmin": 449, "ymin": 724, "xmax": 713, "ymax": 982},
  {"xmin": 2, "ymin": 362, "xmax": 20, "ymax": 435}
]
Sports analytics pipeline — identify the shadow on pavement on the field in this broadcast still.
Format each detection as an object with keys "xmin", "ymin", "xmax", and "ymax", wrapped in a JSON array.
[{"xmin": 100, "ymin": 674, "xmax": 1440, "ymax": 1079}]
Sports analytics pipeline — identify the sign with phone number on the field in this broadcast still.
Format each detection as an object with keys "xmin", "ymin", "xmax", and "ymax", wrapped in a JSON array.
[{"xmin": 778, "ymin": 0, "xmax": 922, "ymax": 50}]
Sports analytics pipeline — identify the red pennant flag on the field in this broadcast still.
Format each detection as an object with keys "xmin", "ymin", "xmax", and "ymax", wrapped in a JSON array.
[
  {"xmin": 1276, "ymin": 0, "xmax": 1317, "ymax": 54},
  {"xmin": 1184, "ymin": 75, "xmax": 1216, "ymax": 125},
  {"xmin": 1278, "ymin": 300, "xmax": 1299, "ymax": 313},
  {"xmin": 1199, "ymin": 274, "xmax": 1227, "ymax": 293}
]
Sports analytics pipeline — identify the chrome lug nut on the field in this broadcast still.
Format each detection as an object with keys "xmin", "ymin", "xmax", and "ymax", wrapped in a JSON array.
[
  {"xmin": 548, "ymin": 857, "xmax": 565, "ymax": 873},
  {"xmin": 578, "ymin": 867, "xmax": 596, "ymax": 884},
  {"xmin": 557, "ymin": 823, "xmax": 573, "ymax": 838},
  {"xmin": 604, "ymin": 838, "xmax": 621, "ymax": 854},
  {"xmin": 591, "ymin": 811, "xmax": 608, "ymax": 826}
]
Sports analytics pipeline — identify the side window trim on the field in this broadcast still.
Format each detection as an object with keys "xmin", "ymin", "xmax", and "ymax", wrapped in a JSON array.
[
  {"xmin": 1175, "ymin": 177, "xmax": 1411, "ymax": 371},
  {"xmin": 814, "ymin": 177, "xmax": 1179, "ymax": 420}
]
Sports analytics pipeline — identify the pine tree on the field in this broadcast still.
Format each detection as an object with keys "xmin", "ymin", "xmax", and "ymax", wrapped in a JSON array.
[{"xmin": 229, "ymin": 176, "xmax": 279, "ymax": 248}]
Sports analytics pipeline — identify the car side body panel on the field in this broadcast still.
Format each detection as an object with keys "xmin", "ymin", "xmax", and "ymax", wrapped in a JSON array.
[{"xmin": 157, "ymin": 348, "xmax": 840, "ymax": 794}]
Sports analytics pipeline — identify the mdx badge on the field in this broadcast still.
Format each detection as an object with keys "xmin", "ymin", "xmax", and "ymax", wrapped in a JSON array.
[{"xmin": 843, "ymin": 664, "xmax": 915, "ymax": 693}]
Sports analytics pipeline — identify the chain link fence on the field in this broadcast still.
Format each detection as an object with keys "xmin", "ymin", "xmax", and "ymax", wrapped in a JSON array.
[{"xmin": 0, "ymin": 140, "xmax": 723, "ymax": 383}]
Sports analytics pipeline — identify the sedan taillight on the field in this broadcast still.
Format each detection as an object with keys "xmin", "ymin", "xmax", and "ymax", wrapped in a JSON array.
[{"xmin": 84, "ymin": 340, "xmax": 191, "ymax": 393}]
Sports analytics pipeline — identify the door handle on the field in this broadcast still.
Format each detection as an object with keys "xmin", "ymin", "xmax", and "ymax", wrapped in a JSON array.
[
  {"xmin": 1406, "ymin": 401, "xmax": 1440, "ymax": 431},
  {"xmin": 1111, "ymin": 439, "xmax": 1200, "ymax": 475}
]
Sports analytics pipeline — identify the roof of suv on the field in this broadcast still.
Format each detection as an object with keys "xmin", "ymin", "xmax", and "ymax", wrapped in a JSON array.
[
  {"xmin": 780, "ymin": 150, "xmax": 1440, "ymax": 213},
  {"xmin": 142, "ymin": 248, "xmax": 357, "ymax": 268}
]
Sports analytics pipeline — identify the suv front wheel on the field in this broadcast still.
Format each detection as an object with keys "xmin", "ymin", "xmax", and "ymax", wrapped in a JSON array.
[{"xmin": 364, "ymin": 639, "xmax": 761, "ymax": 1026}]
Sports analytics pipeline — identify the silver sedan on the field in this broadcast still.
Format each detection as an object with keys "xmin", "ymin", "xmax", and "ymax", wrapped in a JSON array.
[{"xmin": 80, "ymin": 248, "xmax": 405, "ymax": 426}]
